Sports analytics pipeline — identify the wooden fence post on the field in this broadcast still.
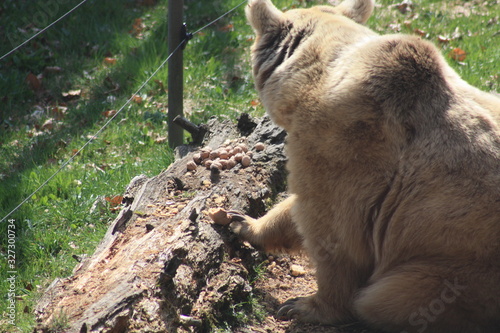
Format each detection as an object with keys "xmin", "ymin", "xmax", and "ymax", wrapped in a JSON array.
[{"xmin": 167, "ymin": 0, "xmax": 185, "ymax": 149}]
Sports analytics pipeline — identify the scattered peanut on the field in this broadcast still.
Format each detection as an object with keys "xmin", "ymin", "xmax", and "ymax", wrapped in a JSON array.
[
  {"xmin": 234, "ymin": 153, "xmax": 243, "ymax": 162},
  {"xmin": 241, "ymin": 155, "xmax": 251, "ymax": 167},
  {"xmin": 290, "ymin": 264, "xmax": 307, "ymax": 277},
  {"xmin": 190, "ymin": 139, "xmax": 262, "ymax": 172},
  {"xmin": 200, "ymin": 150, "xmax": 210, "ymax": 160},
  {"xmin": 186, "ymin": 161, "xmax": 197, "ymax": 171},
  {"xmin": 209, "ymin": 150, "xmax": 219, "ymax": 160},
  {"xmin": 227, "ymin": 158, "xmax": 236, "ymax": 169},
  {"xmin": 219, "ymin": 149, "xmax": 229, "ymax": 160},
  {"xmin": 255, "ymin": 142, "xmax": 265, "ymax": 151},
  {"xmin": 238, "ymin": 143, "xmax": 248, "ymax": 153},
  {"xmin": 211, "ymin": 161, "xmax": 222, "ymax": 171},
  {"xmin": 219, "ymin": 159, "xmax": 228, "ymax": 169},
  {"xmin": 208, "ymin": 208, "xmax": 232, "ymax": 225},
  {"xmin": 193, "ymin": 153, "xmax": 202, "ymax": 164}
]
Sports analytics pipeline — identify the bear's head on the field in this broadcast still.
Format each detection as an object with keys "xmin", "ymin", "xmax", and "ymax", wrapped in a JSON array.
[{"xmin": 246, "ymin": 0, "xmax": 376, "ymax": 130}]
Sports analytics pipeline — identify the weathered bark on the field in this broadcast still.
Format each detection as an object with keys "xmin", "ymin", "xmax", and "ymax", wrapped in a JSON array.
[{"xmin": 34, "ymin": 115, "xmax": 288, "ymax": 333}]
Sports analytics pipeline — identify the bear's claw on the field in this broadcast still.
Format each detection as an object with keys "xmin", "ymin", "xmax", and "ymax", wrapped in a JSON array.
[{"xmin": 277, "ymin": 297, "xmax": 301, "ymax": 320}]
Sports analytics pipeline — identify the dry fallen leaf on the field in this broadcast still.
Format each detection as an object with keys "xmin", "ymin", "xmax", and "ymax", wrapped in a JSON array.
[
  {"xmin": 130, "ymin": 18, "xmax": 144, "ymax": 37},
  {"xmin": 25, "ymin": 73, "xmax": 42, "ymax": 91},
  {"xmin": 41, "ymin": 118, "xmax": 54, "ymax": 131},
  {"xmin": 154, "ymin": 79, "xmax": 165, "ymax": 90},
  {"xmin": 50, "ymin": 106, "xmax": 68, "ymax": 120},
  {"xmin": 395, "ymin": 0, "xmax": 414, "ymax": 14},
  {"xmin": 155, "ymin": 136, "xmax": 167, "ymax": 144},
  {"xmin": 219, "ymin": 24, "xmax": 234, "ymax": 32},
  {"xmin": 62, "ymin": 89, "xmax": 81, "ymax": 98},
  {"xmin": 103, "ymin": 57, "xmax": 117, "ymax": 65},
  {"xmin": 132, "ymin": 95, "xmax": 143, "ymax": 104},
  {"xmin": 250, "ymin": 99, "xmax": 260, "ymax": 107},
  {"xmin": 413, "ymin": 28, "xmax": 427, "ymax": 37},
  {"xmin": 449, "ymin": 47, "xmax": 467, "ymax": 61},
  {"xmin": 105, "ymin": 195, "xmax": 123, "ymax": 207},
  {"xmin": 437, "ymin": 35, "xmax": 451, "ymax": 44},
  {"xmin": 102, "ymin": 110, "xmax": 117, "ymax": 118}
]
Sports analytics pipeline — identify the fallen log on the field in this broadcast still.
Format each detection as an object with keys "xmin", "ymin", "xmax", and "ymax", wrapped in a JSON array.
[{"xmin": 34, "ymin": 115, "xmax": 288, "ymax": 333}]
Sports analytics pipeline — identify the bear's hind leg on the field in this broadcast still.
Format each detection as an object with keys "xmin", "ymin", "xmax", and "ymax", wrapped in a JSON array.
[{"xmin": 354, "ymin": 265, "xmax": 494, "ymax": 333}]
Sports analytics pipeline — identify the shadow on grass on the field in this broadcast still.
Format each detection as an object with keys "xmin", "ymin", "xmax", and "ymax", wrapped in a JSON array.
[
  {"xmin": 0, "ymin": 0, "xmax": 250, "ymax": 217},
  {"xmin": 0, "ymin": 3, "xmax": 253, "ymax": 316}
]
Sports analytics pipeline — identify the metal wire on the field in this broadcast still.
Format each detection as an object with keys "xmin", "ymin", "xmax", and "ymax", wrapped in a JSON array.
[
  {"xmin": 0, "ymin": 0, "xmax": 248, "ymax": 223},
  {"xmin": 192, "ymin": 0, "xmax": 247, "ymax": 35},
  {"xmin": 0, "ymin": 0, "xmax": 89, "ymax": 61}
]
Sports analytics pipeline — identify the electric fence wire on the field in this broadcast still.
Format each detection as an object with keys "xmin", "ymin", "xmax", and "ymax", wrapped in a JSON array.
[
  {"xmin": 0, "ymin": 0, "xmax": 248, "ymax": 223},
  {"xmin": 191, "ymin": 0, "xmax": 247, "ymax": 36},
  {"xmin": 0, "ymin": 0, "xmax": 89, "ymax": 62}
]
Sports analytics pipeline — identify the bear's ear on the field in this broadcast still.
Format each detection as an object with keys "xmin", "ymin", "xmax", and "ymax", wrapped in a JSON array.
[
  {"xmin": 319, "ymin": 0, "xmax": 374, "ymax": 24},
  {"xmin": 246, "ymin": 0, "xmax": 285, "ymax": 35}
]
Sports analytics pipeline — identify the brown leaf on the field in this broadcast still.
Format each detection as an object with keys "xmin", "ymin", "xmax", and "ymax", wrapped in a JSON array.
[
  {"xmin": 50, "ymin": 106, "xmax": 68, "ymax": 120},
  {"xmin": 449, "ymin": 48, "xmax": 467, "ymax": 61},
  {"xmin": 219, "ymin": 24, "xmax": 234, "ymax": 32},
  {"xmin": 130, "ymin": 18, "xmax": 145, "ymax": 37},
  {"xmin": 132, "ymin": 95, "xmax": 143, "ymax": 104},
  {"xmin": 250, "ymin": 99, "xmax": 260, "ymax": 107},
  {"xmin": 104, "ymin": 57, "xmax": 117, "ymax": 65},
  {"xmin": 154, "ymin": 79, "xmax": 164, "ymax": 90},
  {"xmin": 413, "ymin": 28, "xmax": 427, "ymax": 37},
  {"xmin": 105, "ymin": 195, "xmax": 123, "ymax": 207},
  {"xmin": 395, "ymin": 0, "xmax": 414, "ymax": 14},
  {"xmin": 25, "ymin": 73, "xmax": 42, "ymax": 91},
  {"xmin": 102, "ymin": 110, "xmax": 117, "ymax": 118},
  {"xmin": 41, "ymin": 118, "xmax": 54, "ymax": 131}
]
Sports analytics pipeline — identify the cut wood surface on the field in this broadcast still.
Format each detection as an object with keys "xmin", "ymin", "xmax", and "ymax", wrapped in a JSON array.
[{"xmin": 34, "ymin": 115, "xmax": 378, "ymax": 333}]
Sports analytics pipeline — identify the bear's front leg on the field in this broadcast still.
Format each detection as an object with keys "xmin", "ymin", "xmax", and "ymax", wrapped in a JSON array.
[{"xmin": 229, "ymin": 195, "xmax": 303, "ymax": 254}]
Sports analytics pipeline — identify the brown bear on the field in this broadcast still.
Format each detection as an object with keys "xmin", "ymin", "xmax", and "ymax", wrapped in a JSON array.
[{"xmin": 227, "ymin": 0, "xmax": 500, "ymax": 332}]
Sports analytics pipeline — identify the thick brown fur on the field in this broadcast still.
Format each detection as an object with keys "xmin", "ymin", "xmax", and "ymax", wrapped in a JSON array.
[{"xmin": 230, "ymin": 0, "xmax": 500, "ymax": 332}]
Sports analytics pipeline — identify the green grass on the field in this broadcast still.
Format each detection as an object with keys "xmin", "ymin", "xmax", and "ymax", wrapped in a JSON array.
[{"xmin": 0, "ymin": 0, "xmax": 498, "ymax": 331}]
